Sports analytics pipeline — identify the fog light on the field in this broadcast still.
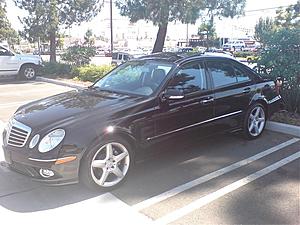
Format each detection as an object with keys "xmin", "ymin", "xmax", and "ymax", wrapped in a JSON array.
[{"xmin": 39, "ymin": 168, "xmax": 54, "ymax": 178}]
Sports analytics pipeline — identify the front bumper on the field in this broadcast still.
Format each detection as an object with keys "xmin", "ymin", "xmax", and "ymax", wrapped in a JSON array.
[{"xmin": 2, "ymin": 145, "xmax": 80, "ymax": 186}]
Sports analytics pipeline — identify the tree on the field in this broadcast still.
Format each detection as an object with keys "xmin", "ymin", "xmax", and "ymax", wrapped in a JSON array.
[
  {"xmin": 116, "ymin": 0, "xmax": 246, "ymax": 53},
  {"xmin": 255, "ymin": 2, "xmax": 300, "ymax": 113},
  {"xmin": 61, "ymin": 45, "xmax": 96, "ymax": 66},
  {"xmin": 275, "ymin": 1, "xmax": 300, "ymax": 28},
  {"xmin": 0, "ymin": 0, "xmax": 19, "ymax": 45},
  {"xmin": 84, "ymin": 29, "xmax": 95, "ymax": 47},
  {"xmin": 116, "ymin": 0, "xmax": 204, "ymax": 53},
  {"xmin": 14, "ymin": 0, "xmax": 103, "ymax": 62},
  {"xmin": 254, "ymin": 17, "xmax": 276, "ymax": 45},
  {"xmin": 198, "ymin": 19, "xmax": 216, "ymax": 49}
]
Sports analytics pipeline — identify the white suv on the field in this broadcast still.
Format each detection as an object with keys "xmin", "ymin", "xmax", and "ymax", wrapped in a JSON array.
[
  {"xmin": 0, "ymin": 45, "xmax": 43, "ymax": 80},
  {"xmin": 222, "ymin": 40, "xmax": 246, "ymax": 51}
]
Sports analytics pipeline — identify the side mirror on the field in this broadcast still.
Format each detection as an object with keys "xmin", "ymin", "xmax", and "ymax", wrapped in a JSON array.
[{"xmin": 164, "ymin": 89, "xmax": 184, "ymax": 100}]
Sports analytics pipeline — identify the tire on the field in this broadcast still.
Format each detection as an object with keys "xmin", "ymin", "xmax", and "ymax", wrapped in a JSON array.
[
  {"xmin": 80, "ymin": 137, "xmax": 134, "ymax": 191},
  {"xmin": 243, "ymin": 103, "xmax": 266, "ymax": 140},
  {"xmin": 19, "ymin": 64, "xmax": 36, "ymax": 80}
]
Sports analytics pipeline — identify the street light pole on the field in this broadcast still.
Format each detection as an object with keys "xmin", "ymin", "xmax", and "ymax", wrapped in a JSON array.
[
  {"xmin": 110, "ymin": 0, "xmax": 113, "ymax": 54},
  {"xmin": 186, "ymin": 23, "xmax": 189, "ymax": 47}
]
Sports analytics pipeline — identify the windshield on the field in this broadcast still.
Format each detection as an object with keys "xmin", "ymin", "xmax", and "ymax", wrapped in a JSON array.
[{"xmin": 93, "ymin": 60, "xmax": 174, "ymax": 96}]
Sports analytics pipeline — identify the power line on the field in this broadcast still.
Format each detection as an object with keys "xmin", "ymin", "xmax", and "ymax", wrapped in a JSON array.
[{"xmin": 244, "ymin": 5, "xmax": 293, "ymax": 13}]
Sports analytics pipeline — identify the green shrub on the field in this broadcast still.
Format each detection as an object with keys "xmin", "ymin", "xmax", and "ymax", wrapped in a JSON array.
[
  {"xmin": 39, "ymin": 62, "xmax": 72, "ymax": 77},
  {"xmin": 72, "ymin": 65, "xmax": 115, "ymax": 82},
  {"xmin": 257, "ymin": 28, "xmax": 300, "ymax": 113},
  {"xmin": 233, "ymin": 51, "xmax": 256, "ymax": 58},
  {"xmin": 61, "ymin": 45, "xmax": 96, "ymax": 66}
]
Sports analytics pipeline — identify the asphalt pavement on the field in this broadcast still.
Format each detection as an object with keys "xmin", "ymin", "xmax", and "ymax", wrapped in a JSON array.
[{"xmin": 0, "ymin": 79, "xmax": 299, "ymax": 225}]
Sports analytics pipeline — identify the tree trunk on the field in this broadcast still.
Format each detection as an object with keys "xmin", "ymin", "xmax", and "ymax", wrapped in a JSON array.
[
  {"xmin": 49, "ymin": 31, "xmax": 56, "ymax": 63},
  {"xmin": 152, "ymin": 23, "xmax": 168, "ymax": 53}
]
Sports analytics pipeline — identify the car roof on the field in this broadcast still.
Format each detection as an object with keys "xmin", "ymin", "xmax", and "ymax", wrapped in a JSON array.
[{"xmin": 138, "ymin": 52, "xmax": 238, "ymax": 64}]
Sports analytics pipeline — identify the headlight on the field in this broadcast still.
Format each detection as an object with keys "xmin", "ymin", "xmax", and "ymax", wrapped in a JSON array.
[{"xmin": 38, "ymin": 129, "xmax": 65, "ymax": 153}]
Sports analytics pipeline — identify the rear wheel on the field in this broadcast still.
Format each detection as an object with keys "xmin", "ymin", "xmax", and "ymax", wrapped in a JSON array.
[
  {"xmin": 243, "ymin": 103, "xmax": 266, "ymax": 139},
  {"xmin": 80, "ymin": 137, "xmax": 134, "ymax": 190},
  {"xmin": 20, "ymin": 64, "xmax": 36, "ymax": 80}
]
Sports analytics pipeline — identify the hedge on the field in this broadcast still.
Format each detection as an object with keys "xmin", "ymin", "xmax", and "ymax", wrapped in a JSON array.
[{"xmin": 72, "ymin": 65, "xmax": 115, "ymax": 82}]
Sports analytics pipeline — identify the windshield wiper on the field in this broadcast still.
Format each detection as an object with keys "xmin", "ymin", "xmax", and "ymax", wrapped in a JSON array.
[{"xmin": 89, "ymin": 86, "xmax": 117, "ymax": 94}]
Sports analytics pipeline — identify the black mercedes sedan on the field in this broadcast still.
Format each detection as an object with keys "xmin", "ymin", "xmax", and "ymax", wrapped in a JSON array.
[{"xmin": 2, "ymin": 53, "xmax": 282, "ymax": 190}]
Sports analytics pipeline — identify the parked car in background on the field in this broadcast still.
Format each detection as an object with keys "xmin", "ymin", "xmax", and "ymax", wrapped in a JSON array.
[
  {"xmin": 2, "ymin": 52, "xmax": 283, "ymax": 190},
  {"xmin": 0, "ymin": 45, "xmax": 43, "ymax": 80},
  {"xmin": 223, "ymin": 40, "xmax": 246, "ymax": 51},
  {"xmin": 96, "ymin": 48, "xmax": 106, "ymax": 56},
  {"xmin": 112, "ymin": 52, "xmax": 132, "ymax": 65}
]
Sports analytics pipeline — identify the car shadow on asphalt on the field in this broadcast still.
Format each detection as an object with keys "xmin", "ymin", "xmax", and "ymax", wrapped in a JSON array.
[{"xmin": 0, "ymin": 131, "xmax": 296, "ymax": 214}]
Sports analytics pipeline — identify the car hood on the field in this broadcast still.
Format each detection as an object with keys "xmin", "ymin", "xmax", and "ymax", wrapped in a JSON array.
[
  {"xmin": 17, "ymin": 54, "xmax": 41, "ymax": 59},
  {"xmin": 13, "ymin": 89, "xmax": 143, "ymax": 130}
]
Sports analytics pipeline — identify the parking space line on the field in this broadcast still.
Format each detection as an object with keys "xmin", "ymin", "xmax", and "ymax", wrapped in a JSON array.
[
  {"xmin": 133, "ymin": 138, "xmax": 300, "ymax": 211},
  {"xmin": 0, "ymin": 120, "xmax": 5, "ymax": 162},
  {"xmin": 0, "ymin": 87, "xmax": 70, "ymax": 96},
  {"xmin": 0, "ymin": 101, "xmax": 30, "ymax": 109},
  {"xmin": 154, "ymin": 151, "xmax": 300, "ymax": 225},
  {"xmin": 0, "ymin": 193, "xmax": 153, "ymax": 225}
]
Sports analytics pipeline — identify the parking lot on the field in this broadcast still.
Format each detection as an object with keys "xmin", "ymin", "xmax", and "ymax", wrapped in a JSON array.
[{"xmin": 0, "ymin": 80, "xmax": 299, "ymax": 225}]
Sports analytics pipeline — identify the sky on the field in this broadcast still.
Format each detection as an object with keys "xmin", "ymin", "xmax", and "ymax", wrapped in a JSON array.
[{"xmin": 5, "ymin": 0, "xmax": 299, "ymax": 41}]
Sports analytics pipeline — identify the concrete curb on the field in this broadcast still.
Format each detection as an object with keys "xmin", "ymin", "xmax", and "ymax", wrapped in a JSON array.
[
  {"xmin": 36, "ymin": 77, "xmax": 85, "ymax": 89},
  {"xmin": 266, "ymin": 121, "xmax": 300, "ymax": 137}
]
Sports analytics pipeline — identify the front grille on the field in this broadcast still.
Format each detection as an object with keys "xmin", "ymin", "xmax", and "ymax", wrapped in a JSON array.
[{"xmin": 7, "ymin": 119, "xmax": 32, "ymax": 147}]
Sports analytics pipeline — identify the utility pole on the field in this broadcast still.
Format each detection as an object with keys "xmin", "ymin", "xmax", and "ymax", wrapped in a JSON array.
[
  {"xmin": 186, "ymin": 23, "xmax": 189, "ymax": 47},
  {"xmin": 110, "ymin": 0, "xmax": 113, "ymax": 54}
]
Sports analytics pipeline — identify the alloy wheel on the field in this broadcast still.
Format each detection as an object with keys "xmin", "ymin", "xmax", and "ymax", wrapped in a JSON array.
[
  {"xmin": 90, "ymin": 142, "xmax": 130, "ymax": 187},
  {"xmin": 248, "ymin": 106, "xmax": 265, "ymax": 137},
  {"xmin": 24, "ymin": 67, "xmax": 35, "ymax": 79}
]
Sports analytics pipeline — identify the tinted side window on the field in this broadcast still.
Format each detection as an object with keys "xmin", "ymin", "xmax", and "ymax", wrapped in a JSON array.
[
  {"xmin": 0, "ymin": 47, "xmax": 9, "ymax": 56},
  {"xmin": 112, "ymin": 53, "xmax": 118, "ymax": 59},
  {"xmin": 118, "ymin": 54, "xmax": 123, "ymax": 60},
  {"xmin": 123, "ymin": 54, "xmax": 129, "ymax": 60},
  {"xmin": 207, "ymin": 61, "xmax": 237, "ymax": 88},
  {"xmin": 169, "ymin": 62, "xmax": 207, "ymax": 95},
  {"xmin": 234, "ymin": 66, "xmax": 251, "ymax": 82}
]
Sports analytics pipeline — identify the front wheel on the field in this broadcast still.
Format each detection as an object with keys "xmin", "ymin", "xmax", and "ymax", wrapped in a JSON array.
[
  {"xmin": 20, "ymin": 65, "xmax": 36, "ymax": 80},
  {"xmin": 243, "ymin": 103, "xmax": 266, "ymax": 139},
  {"xmin": 80, "ymin": 137, "xmax": 134, "ymax": 190}
]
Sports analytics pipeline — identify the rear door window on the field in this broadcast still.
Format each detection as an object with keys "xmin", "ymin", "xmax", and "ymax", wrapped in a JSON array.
[{"xmin": 206, "ymin": 61, "xmax": 237, "ymax": 88}]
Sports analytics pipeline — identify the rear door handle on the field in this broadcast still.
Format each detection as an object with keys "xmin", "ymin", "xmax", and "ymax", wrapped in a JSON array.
[{"xmin": 243, "ymin": 87, "xmax": 251, "ymax": 94}]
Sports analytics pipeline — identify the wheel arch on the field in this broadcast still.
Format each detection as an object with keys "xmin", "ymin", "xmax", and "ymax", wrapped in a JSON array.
[
  {"xmin": 249, "ymin": 95, "xmax": 269, "ymax": 119},
  {"xmin": 81, "ymin": 127, "xmax": 138, "ymax": 161},
  {"xmin": 19, "ymin": 62, "xmax": 38, "ymax": 72}
]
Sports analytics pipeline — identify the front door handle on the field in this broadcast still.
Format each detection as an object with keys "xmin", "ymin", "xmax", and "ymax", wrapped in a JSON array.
[
  {"xmin": 200, "ymin": 98, "xmax": 214, "ymax": 105},
  {"xmin": 243, "ymin": 87, "xmax": 251, "ymax": 94}
]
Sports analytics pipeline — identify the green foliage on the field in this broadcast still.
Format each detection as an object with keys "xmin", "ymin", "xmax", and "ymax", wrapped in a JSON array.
[
  {"xmin": 0, "ymin": 0, "xmax": 19, "ymax": 45},
  {"xmin": 257, "ymin": 28, "xmax": 300, "ymax": 113},
  {"xmin": 72, "ymin": 65, "xmax": 115, "ymax": 82},
  {"xmin": 61, "ymin": 45, "xmax": 97, "ymax": 67},
  {"xmin": 116, "ymin": 0, "xmax": 246, "ymax": 52},
  {"xmin": 254, "ymin": 17, "xmax": 276, "ymax": 44},
  {"xmin": 14, "ymin": 0, "xmax": 103, "ymax": 62},
  {"xmin": 233, "ymin": 51, "xmax": 256, "ymax": 58},
  {"xmin": 39, "ymin": 62, "xmax": 72, "ymax": 77},
  {"xmin": 198, "ymin": 19, "xmax": 217, "ymax": 49},
  {"xmin": 275, "ymin": 1, "xmax": 300, "ymax": 28},
  {"xmin": 84, "ymin": 29, "xmax": 95, "ymax": 47},
  {"xmin": 202, "ymin": 0, "xmax": 246, "ymax": 19},
  {"xmin": 254, "ymin": 2, "xmax": 300, "ymax": 113}
]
